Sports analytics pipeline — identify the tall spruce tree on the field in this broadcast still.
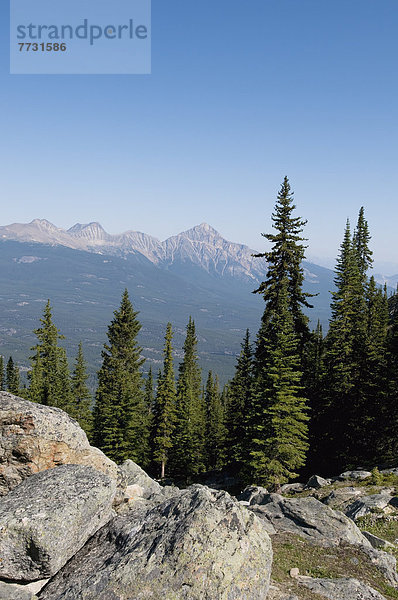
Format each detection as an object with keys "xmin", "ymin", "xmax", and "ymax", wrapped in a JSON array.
[
  {"xmin": 249, "ymin": 178, "xmax": 310, "ymax": 487},
  {"xmin": 70, "ymin": 342, "xmax": 93, "ymax": 439},
  {"xmin": 253, "ymin": 176, "xmax": 312, "ymax": 359},
  {"xmin": 224, "ymin": 329, "xmax": 253, "ymax": 470},
  {"xmin": 205, "ymin": 371, "xmax": 225, "ymax": 471},
  {"xmin": 171, "ymin": 318, "xmax": 206, "ymax": 479},
  {"xmin": 6, "ymin": 356, "xmax": 20, "ymax": 395},
  {"xmin": 93, "ymin": 290, "xmax": 149, "ymax": 465},
  {"xmin": 28, "ymin": 300, "xmax": 71, "ymax": 410},
  {"xmin": 249, "ymin": 277, "xmax": 309, "ymax": 489},
  {"xmin": 152, "ymin": 323, "xmax": 177, "ymax": 479}
]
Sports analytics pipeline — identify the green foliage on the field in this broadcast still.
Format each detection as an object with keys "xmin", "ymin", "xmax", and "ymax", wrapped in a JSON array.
[
  {"xmin": 314, "ymin": 209, "xmax": 391, "ymax": 472},
  {"xmin": 205, "ymin": 371, "xmax": 225, "ymax": 471},
  {"xmin": 69, "ymin": 342, "xmax": 93, "ymax": 440},
  {"xmin": 152, "ymin": 323, "xmax": 177, "ymax": 478},
  {"xmin": 171, "ymin": 318, "xmax": 206, "ymax": 479},
  {"xmin": 28, "ymin": 300, "xmax": 72, "ymax": 410},
  {"xmin": 249, "ymin": 278, "xmax": 309, "ymax": 488},
  {"xmin": 93, "ymin": 290, "xmax": 149, "ymax": 465},
  {"xmin": 6, "ymin": 356, "xmax": 20, "ymax": 395},
  {"xmin": 370, "ymin": 466, "xmax": 383, "ymax": 486},
  {"xmin": 224, "ymin": 330, "xmax": 253, "ymax": 469},
  {"xmin": 253, "ymin": 176, "xmax": 312, "ymax": 353},
  {"xmin": 249, "ymin": 178, "xmax": 310, "ymax": 488}
]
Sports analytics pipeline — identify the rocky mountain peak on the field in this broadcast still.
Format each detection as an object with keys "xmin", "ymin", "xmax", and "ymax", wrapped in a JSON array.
[
  {"xmin": 30, "ymin": 219, "xmax": 59, "ymax": 232},
  {"xmin": 68, "ymin": 222, "xmax": 109, "ymax": 242}
]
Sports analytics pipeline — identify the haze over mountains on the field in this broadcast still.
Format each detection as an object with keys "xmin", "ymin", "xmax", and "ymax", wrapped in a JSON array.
[{"xmin": 0, "ymin": 218, "xmax": 340, "ymax": 382}]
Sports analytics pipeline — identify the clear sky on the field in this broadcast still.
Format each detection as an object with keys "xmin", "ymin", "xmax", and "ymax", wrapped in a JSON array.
[{"xmin": 1, "ymin": 0, "xmax": 397, "ymax": 272}]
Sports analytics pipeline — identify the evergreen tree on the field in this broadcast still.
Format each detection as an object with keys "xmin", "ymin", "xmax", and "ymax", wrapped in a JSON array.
[
  {"xmin": 249, "ymin": 278, "xmax": 309, "ymax": 489},
  {"xmin": 0, "ymin": 355, "xmax": 4, "ymax": 390},
  {"xmin": 224, "ymin": 329, "xmax": 253, "ymax": 470},
  {"xmin": 93, "ymin": 290, "xmax": 149, "ymax": 465},
  {"xmin": 171, "ymin": 318, "xmax": 206, "ymax": 479},
  {"xmin": 28, "ymin": 300, "xmax": 71, "ymax": 410},
  {"xmin": 253, "ymin": 176, "xmax": 312, "ymax": 358},
  {"xmin": 249, "ymin": 178, "xmax": 310, "ymax": 487},
  {"xmin": 361, "ymin": 278, "xmax": 389, "ymax": 463},
  {"xmin": 6, "ymin": 356, "xmax": 20, "ymax": 395},
  {"xmin": 70, "ymin": 342, "xmax": 93, "ymax": 439},
  {"xmin": 318, "ymin": 209, "xmax": 378, "ymax": 471},
  {"xmin": 205, "ymin": 371, "xmax": 225, "ymax": 471},
  {"xmin": 152, "ymin": 323, "xmax": 177, "ymax": 478}
]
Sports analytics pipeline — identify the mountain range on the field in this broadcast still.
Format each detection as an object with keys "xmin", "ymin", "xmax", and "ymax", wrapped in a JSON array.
[{"xmin": 0, "ymin": 218, "xmax": 338, "ymax": 384}]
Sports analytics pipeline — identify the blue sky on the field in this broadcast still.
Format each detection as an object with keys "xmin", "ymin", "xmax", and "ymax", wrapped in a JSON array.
[{"xmin": 1, "ymin": 0, "xmax": 398, "ymax": 272}]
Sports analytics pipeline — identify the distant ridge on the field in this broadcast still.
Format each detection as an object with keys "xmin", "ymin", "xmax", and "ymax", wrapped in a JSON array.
[{"xmin": 0, "ymin": 219, "xmax": 268, "ymax": 283}]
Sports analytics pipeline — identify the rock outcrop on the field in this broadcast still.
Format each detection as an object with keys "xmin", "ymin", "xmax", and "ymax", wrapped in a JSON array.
[
  {"xmin": 298, "ymin": 576, "xmax": 387, "ymax": 599},
  {"xmin": 0, "ymin": 464, "xmax": 116, "ymax": 581},
  {"xmin": 38, "ymin": 485, "xmax": 273, "ymax": 600},
  {"xmin": 0, "ymin": 393, "xmax": 122, "ymax": 497},
  {"xmin": 119, "ymin": 458, "xmax": 163, "ymax": 499},
  {"xmin": 249, "ymin": 493, "xmax": 371, "ymax": 547},
  {"xmin": 345, "ymin": 493, "xmax": 393, "ymax": 520}
]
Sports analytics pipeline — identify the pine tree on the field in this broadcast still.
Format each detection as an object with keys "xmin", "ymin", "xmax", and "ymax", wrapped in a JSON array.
[
  {"xmin": 386, "ymin": 291, "xmax": 398, "ymax": 463},
  {"xmin": 224, "ymin": 329, "xmax": 253, "ymax": 470},
  {"xmin": 70, "ymin": 342, "xmax": 93, "ymax": 439},
  {"xmin": 249, "ymin": 277, "xmax": 309, "ymax": 489},
  {"xmin": 6, "ymin": 356, "xmax": 20, "ymax": 395},
  {"xmin": 152, "ymin": 323, "xmax": 177, "ymax": 478},
  {"xmin": 93, "ymin": 290, "xmax": 149, "ymax": 465},
  {"xmin": 171, "ymin": 318, "xmax": 206, "ymax": 479},
  {"xmin": 205, "ymin": 371, "xmax": 225, "ymax": 471},
  {"xmin": 253, "ymin": 177, "xmax": 312, "ymax": 359},
  {"xmin": 28, "ymin": 300, "xmax": 71, "ymax": 410},
  {"xmin": 319, "ymin": 210, "xmax": 376, "ymax": 471},
  {"xmin": 361, "ymin": 278, "xmax": 389, "ymax": 463},
  {"xmin": 249, "ymin": 178, "xmax": 310, "ymax": 487}
]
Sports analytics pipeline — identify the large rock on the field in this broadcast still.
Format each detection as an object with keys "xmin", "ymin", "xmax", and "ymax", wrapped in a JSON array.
[
  {"xmin": 38, "ymin": 485, "xmax": 273, "ymax": 600},
  {"xmin": 323, "ymin": 487, "xmax": 364, "ymax": 511},
  {"xmin": 0, "ymin": 464, "xmax": 116, "ymax": 581},
  {"xmin": 0, "ymin": 392, "xmax": 122, "ymax": 496},
  {"xmin": 338, "ymin": 470, "xmax": 372, "ymax": 481},
  {"xmin": 119, "ymin": 459, "xmax": 163, "ymax": 499},
  {"xmin": 237, "ymin": 485, "xmax": 269, "ymax": 505},
  {"xmin": 345, "ymin": 493, "xmax": 392, "ymax": 520},
  {"xmin": 305, "ymin": 475, "xmax": 330, "ymax": 489},
  {"xmin": 0, "ymin": 580, "xmax": 47, "ymax": 599},
  {"xmin": 298, "ymin": 576, "xmax": 387, "ymax": 599},
  {"xmin": 249, "ymin": 494, "xmax": 371, "ymax": 547}
]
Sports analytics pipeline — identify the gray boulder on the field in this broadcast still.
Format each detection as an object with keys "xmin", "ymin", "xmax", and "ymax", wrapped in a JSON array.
[
  {"xmin": 249, "ymin": 494, "xmax": 371, "ymax": 547},
  {"xmin": 338, "ymin": 470, "xmax": 372, "ymax": 481},
  {"xmin": 362, "ymin": 530, "xmax": 396, "ymax": 551},
  {"xmin": 305, "ymin": 475, "xmax": 330, "ymax": 489},
  {"xmin": 345, "ymin": 493, "xmax": 392, "ymax": 520},
  {"xmin": 361, "ymin": 544, "xmax": 398, "ymax": 587},
  {"xmin": 0, "ymin": 464, "xmax": 116, "ymax": 581},
  {"xmin": 119, "ymin": 459, "xmax": 163, "ymax": 499},
  {"xmin": 237, "ymin": 485, "xmax": 269, "ymax": 505},
  {"xmin": 298, "ymin": 577, "xmax": 386, "ymax": 599},
  {"xmin": 323, "ymin": 487, "xmax": 364, "ymax": 511},
  {"xmin": 38, "ymin": 485, "xmax": 273, "ymax": 600},
  {"xmin": 280, "ymin": 482, "xmax": 305, "ymax": 494},
  {"xmin": 0, "ymin": 580, "xmax": 48, "ymax": 600},
  {"xmin": 381, "ymin": 467, "xmax": 398, "ymax": 476},
  {"xmin": 0, "ymin": 393, "xmax": 123, "ymax": 497}
]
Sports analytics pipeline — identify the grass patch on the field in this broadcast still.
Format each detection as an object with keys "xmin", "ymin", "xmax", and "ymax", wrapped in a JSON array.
[{"xmin": 271, "ymin": 533, "xmax": 398, "ymax": 600}]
